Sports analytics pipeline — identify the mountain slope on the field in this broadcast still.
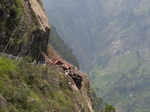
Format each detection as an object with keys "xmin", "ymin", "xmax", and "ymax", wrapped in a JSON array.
[
  {"xmin": 43, "ymin": 0, "xmax": 150, "ymax": 112},
  {"xmin": 0, "ymin": 54, "xmax": 94, "ymax": 112},
  {"xmin": 0, "ymin": 0, "xmax": 98, "ymax": 112},
  {"xmin": 0, "ymin": 0, "xmax": 117, "ymax": 112}
]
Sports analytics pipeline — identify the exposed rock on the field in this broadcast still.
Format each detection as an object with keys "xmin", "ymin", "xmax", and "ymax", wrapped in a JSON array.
[
  {"xmin": 0, "ymin": 95, "xmax": 8, "ymax": 109},
  {"xmin": 0, "ymin": 0, "xmax": 50, "ymax": 61},
  {"xmin": 68, "ymin": 71, "xmax": 83, "ymax": 89},
  {"xmin": 28, "ymin": 0, "xmax": 50, "ymax": 31}
]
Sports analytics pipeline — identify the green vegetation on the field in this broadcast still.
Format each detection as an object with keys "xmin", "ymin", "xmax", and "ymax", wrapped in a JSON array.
[
  {"xmin": 0, "ymin": 0, "xmax": 109, "ymax": 111},
  {"xmin": 0, "ymin": 57, "xmax": 16, "ymax": 72},
  {"xmin": 0, "ymin": 0, "xmax": 25, "ymax": 54},
  {"xmin": 0, "ymin": 0, "xmax": 23, "ymax": 37},
  {"xmin": 0, "ymin": 0, "xmax": 113, "ymax": 112},
  {"xmin": 0, "ymin": 55, "xmax": 90, "ymax": 112},
  {"xmin": 90, "ymin": 52, "xmax": 150, "ymax": 112},
  {"xmin": 0, "ymin": 0, "xmax": 44, "ymax": 61}
]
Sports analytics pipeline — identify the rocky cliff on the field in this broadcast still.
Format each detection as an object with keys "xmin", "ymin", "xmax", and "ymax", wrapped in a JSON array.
[
  {"xmin": 0, "ymin": 0, "xmax": 50, "ymax": 61},
  {"xmin": 0, "ymin": 0, "xmax": 95, "ymax": 112}
]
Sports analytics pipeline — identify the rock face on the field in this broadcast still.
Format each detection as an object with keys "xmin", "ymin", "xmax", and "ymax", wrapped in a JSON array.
[
  {"xmin": 0, "ymin": 0, "xmax": 50, "ymax": 61},
  {"xmin": 0, "ymin": 0, "xmax": 95, "ymax": 112}
]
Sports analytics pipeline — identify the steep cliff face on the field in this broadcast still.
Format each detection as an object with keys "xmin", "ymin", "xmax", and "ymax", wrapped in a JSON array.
[
  {"xmin": 0, "ymin": 0, "xmax": 50, "ymax": 61},
  {"xmin": 0, "ymin": 0, "xmax": 95, "ymax": 112}
]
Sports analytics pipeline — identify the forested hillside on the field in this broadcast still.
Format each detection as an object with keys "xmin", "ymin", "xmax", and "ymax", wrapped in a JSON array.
[{"xmin": 43, "ymin": 0, "xmax": 150, "ymax": 112}]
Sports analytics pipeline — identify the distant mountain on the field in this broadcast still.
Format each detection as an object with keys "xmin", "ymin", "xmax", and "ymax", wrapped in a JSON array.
[
  {"xmin": 43, "ymin": 0, "xmax": 150, "ymax": 70},
  {"xmin": 43, "ymin": 0, "xmax": 150, "ymax": 112}
]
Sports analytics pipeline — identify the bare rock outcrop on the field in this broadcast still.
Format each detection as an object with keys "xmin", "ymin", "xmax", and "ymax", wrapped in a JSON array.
[{"xmin": 0, "ymin": 0, "xmax": 50, "ymax": 61}]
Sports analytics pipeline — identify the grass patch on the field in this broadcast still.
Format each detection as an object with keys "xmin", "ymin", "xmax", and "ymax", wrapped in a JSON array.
[
  {"xmin": 0, "ymin": 56, "xmax": 90, "ymax": 112},
  {"xmin": 0, "ymin": 57, "xmax": 16, "ymax": 73}
]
